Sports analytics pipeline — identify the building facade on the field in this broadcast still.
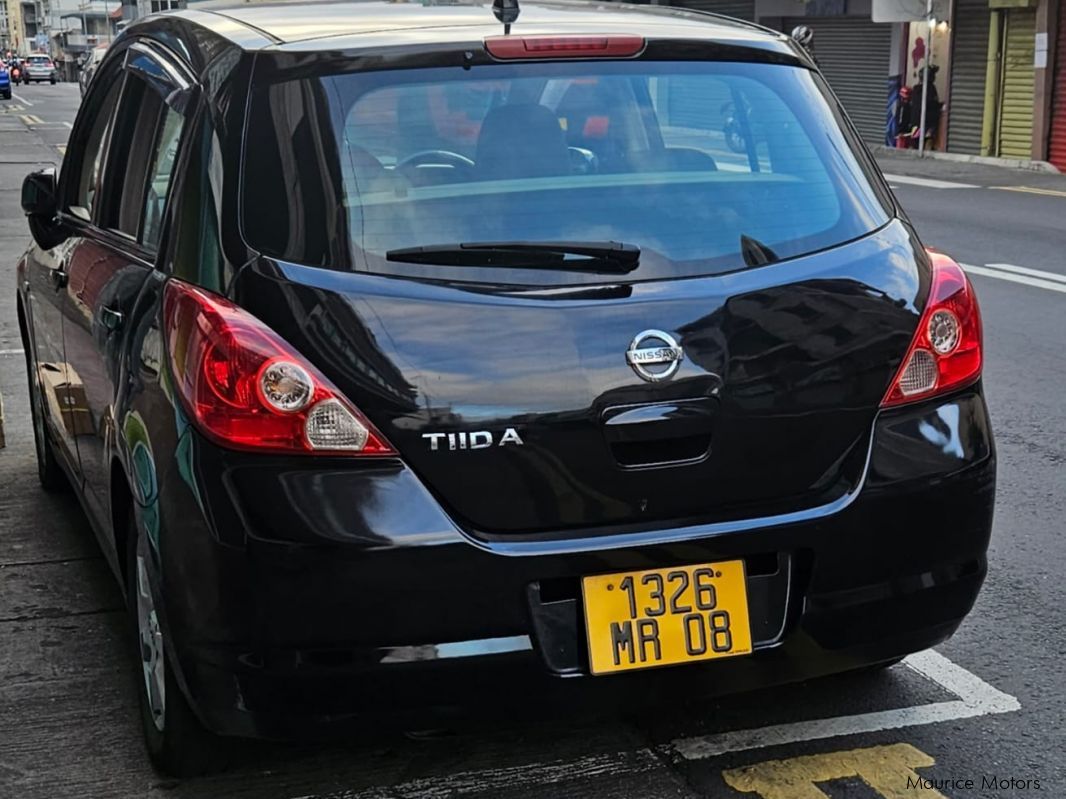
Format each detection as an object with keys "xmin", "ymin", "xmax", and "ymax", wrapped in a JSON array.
[{"xmin": 654, "ymin": 0, "xmax": 1065, "ymax": 167}]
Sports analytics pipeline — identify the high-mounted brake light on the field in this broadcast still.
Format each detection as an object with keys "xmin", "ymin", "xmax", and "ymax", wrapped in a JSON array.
[
  {"xmin": 485, "ymin": 35, "xmax": 645, "ymax": 60},
  {"xmin": 163, "ymin": 280, "xmax": 394, "ymax": 456},
  {"xmin": 881, "ymin": 253, "xmax": 983, "ymax": 408}
]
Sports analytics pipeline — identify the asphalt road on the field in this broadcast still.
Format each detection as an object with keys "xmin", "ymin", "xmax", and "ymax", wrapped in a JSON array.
[{"xmin": 1, "ymin": 83, "xmax": 1064, "ymax": 799}]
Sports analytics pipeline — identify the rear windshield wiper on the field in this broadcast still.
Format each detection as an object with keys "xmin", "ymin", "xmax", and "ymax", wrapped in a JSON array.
[{"xmin": 386, "ymin": 241, "xmax": 640, "ymax": 274}]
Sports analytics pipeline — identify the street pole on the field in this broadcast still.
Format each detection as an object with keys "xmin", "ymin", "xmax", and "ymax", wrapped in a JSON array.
[{"xmin": 917, "ymin": 0, "xmax": 933, "ymax": 156}]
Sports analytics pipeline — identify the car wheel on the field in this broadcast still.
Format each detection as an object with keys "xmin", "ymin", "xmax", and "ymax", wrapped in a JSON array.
[
  {"xmin": 50, "ymin": 77, "xmax": 56, "ymax": 84},
  {"xmin": 25, "ymin": 350, "xmax": 69, "ymax": 492},
  {"xmin": 126, "ymin": 510, "xmax": 230, "ymax": 777}
]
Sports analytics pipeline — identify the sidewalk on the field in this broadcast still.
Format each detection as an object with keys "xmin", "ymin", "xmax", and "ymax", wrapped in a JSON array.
[
  {"xmin": 873, "ymin": 147, "xmax": 1066, "ymax": 190},
  {"xmin": 0, "ymin": 118, "xmax": 57, "ymax": 450}
]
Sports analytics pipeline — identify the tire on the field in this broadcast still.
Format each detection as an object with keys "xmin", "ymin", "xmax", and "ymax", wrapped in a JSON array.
[
  {"xmin": 25, "ymin": 349, "xmax": 69, "ymax": 492},
  {"xmin": 50, "ymin": 77, "xmax": 56, "ymax": 85},
  {"xmin": 126, "ymin": 510, "xmax": 230, "ymax": 777}
]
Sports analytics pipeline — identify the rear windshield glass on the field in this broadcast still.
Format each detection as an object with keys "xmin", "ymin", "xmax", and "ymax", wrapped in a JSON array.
[{"xmin": 244, "ymin": 60, "xmax": 891, "ymax": 284}]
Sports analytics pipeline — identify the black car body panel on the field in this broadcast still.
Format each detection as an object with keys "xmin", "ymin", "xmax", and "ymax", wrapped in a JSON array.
[
  {"xmin": 234, "ymin": 221, "xmax": 925, "ymax": 537},
  {"xmin": 14, "ymin": 0, "xmax": 994, "ymax": 744}
]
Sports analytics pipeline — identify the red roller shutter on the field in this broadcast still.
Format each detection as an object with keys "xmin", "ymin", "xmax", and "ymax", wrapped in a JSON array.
[{"xmin": 1050, "ymin": 3, "xmax": 1066, "ymax": 171}]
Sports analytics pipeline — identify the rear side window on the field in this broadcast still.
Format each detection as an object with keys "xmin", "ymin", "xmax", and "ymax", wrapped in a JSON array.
[
  {"xmin": 244, "ymin": 60, "xmax": 890, "ymax": 284},
  {"xmin": 102, "ymin": 60, "xmax": 187, "ymax": 250},
  {"xmin": 169, "ymin": 112, "xmax": 226, "ymax": 291}
]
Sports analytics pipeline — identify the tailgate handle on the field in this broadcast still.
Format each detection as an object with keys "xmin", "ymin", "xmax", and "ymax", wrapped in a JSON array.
[{"xmin": 601, "ymin": 399, "xmax": 717, "ymax": 444}]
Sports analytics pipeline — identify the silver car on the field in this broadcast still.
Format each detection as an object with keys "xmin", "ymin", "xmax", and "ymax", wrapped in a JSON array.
[
  {"xmin": 23, "ymin": 55, "xmax": 57, "ymax": 84},
  {"xmin": 79, "ymin": 47, "xmax": 107, "ymax": 95}
]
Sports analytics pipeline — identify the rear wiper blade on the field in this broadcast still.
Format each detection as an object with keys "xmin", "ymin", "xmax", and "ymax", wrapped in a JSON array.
[{"xmin": 386, "ymin": 241, "xmax": 640, "ymax": 274}]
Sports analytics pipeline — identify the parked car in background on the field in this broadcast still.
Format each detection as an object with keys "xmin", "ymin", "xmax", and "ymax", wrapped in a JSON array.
[
  {"xmin": 16, "ymin": 0, "xmax": 994, "ymax": 779},
  {"xmin": 23, "ymin": 54, "xmax": 57, "ymax": 84},
  {"xmin": 79, "ymin": 46, "xmax": 107, "ymax": 96},
  {"xmin": 0, "ymin": 63, "xmax": 10, "ymax": 99}
]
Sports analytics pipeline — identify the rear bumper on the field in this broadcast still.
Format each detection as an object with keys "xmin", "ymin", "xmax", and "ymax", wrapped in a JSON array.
[{"xmin": 150, "ymin": 389, "xmax": 994, "ymax": 738}]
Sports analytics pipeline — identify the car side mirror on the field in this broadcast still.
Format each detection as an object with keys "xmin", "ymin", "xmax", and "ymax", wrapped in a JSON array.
[
  {"xmin": 22, "ymin": 168, "xmax": 58, "ymax": 217},
  {"xmin": 22, "ymin": 168, "xmax": 68, "ymax": 250}
]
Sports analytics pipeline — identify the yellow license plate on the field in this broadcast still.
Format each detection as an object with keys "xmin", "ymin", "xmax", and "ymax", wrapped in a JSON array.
[{"xmin": 582, "ymin": 560, "xmax": 753, "ymax": 675}]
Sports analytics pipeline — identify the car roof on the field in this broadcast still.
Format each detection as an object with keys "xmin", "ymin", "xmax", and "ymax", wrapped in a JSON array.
[{"xmin": 165, "ymin": 0, "xmax": 784, "ymax": 50}]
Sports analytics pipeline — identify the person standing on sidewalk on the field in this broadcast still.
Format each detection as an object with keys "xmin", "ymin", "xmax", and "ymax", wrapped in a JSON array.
[{"xmin": 915, "ymin": 63, "xmax": 942, "ymax": 150}]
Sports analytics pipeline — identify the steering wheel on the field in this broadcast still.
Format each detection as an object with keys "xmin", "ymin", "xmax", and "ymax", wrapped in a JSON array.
[{"xmin": 396, "ymin": 150, "xmax": 475, "ymax": 174}]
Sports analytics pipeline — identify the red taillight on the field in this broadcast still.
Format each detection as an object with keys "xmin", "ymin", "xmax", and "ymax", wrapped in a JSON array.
[
  {"xmin": 881, "ymin": 253, "xmax": 983, "ymax": 408},
  {"xmin": 163, "ymin": 280, "xmax": 394, "ymax": 456},
  {"xmin": 485, "ymin": 35, "xmax": 645, "ymax": 60}
]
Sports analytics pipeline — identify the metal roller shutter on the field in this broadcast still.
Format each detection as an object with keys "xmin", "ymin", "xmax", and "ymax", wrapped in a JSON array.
[
  {"xmin": 668, "ymin": 0, "xmax": 755, "ymax": 22},
  {"xmin": 947, "ymin": 0, "xmax": 992, "ymax": 155},
  {"xmin": 998, "ymin": 8, "xmax": 1036, "ymax": 159},
  {"xmin": 1047, "ymin": 3, "xmax": 1066, "ymax": 171},
  {"xmin": 782, "ymin": 17, "xmax": 893, "ymax": 144}
]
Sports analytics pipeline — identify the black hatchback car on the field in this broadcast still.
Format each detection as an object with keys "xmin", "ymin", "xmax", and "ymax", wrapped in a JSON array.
[{"xmin": 16, "ymin": 0, "xmax": 993, "ymax": 777}]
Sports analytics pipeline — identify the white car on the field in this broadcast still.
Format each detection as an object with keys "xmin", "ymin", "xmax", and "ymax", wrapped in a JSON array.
[{"xmin": 23, "ymin": 54, "xmax": 57, "ymax": 84}]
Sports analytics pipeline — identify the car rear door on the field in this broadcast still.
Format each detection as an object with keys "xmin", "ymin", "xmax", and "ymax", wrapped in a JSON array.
[{"xmin": 58, "ymin": 41, "xmax": 192, "ymax": 526}]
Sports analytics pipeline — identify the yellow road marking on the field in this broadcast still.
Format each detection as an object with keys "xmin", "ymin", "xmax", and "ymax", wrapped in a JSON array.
[
  {"xmin": 56, "ymin": 144, "xmax": 67, "ymax": 155},
  {"xmin": 991, "ymin": 185, "xmax": 1066, "ymax": 198},
  {"xmin": 722, "ymin": 743, "xmax": 945, "ymax": 799},
  {"xmin": 20, "ymin": 113, "xmax": 44, "ymax": 125}
]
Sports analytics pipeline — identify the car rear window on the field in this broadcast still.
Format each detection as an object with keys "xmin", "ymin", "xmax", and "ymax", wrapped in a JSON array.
[{"xmin": 243, "ymin": 59, "xmax": 891, "ymax": 284}]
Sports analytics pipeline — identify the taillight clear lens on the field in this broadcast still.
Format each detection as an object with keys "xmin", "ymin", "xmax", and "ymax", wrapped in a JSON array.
[
  {"xmin": 163, "ymin": 280, "xmax": 395, "ymax": 456},
  {"xmin": 257, "ymin": 360, "xmax": 313, "ymax": 413},
  {"xmin": 881, "ymin": 253, "xmax": 983, "ymax": 408}
]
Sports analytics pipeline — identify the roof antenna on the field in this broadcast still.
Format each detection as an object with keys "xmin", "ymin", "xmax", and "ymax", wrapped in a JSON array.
[{"xmin": 493, "ymin": 0, "xmax": 520, "ymax": 35}]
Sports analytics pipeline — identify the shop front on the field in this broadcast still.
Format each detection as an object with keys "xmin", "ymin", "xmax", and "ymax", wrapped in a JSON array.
[{"xmin": 1051, "ymin": 0, "xmax": 1066, "ymax": 170}]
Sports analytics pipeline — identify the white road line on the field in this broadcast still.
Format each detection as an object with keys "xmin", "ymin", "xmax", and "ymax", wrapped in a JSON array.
[
  {"xmin": 964, "ymin": 264, "xmax": 1066, "ymax": 295},
  {"xmin": 62, "ymin": 121, "xmax": 73, "ymax": 129},
  {"xmin": 0, "ymin": 349, "xmax": 26, "ymax": 356},
  {"xmin": 12, "ymin": 92, "xmax": 34, "ymax": 106},
  {"xmin": 673, "ymin": 650, "xmax": 1019, "ymax": 759},
  {"xmin": 291, "ymin": 650, "xmax": 1019, "ymax": 799},
  {"xmin": 982, "ymin": 262, "xmax": 1066, "ymax": 285},
  {"xmin": 883, "ymin": 174, "xmax": 979, "ymax": 190}
]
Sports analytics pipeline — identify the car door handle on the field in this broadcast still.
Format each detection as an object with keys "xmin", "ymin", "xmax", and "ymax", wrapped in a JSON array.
[
  {"xmin": 100, "ymin": 306, "xmax": 124, "ymax": 332},
  {"xmin": 49, "ymin": 268, "xmax": 68, "ymax": 290}
]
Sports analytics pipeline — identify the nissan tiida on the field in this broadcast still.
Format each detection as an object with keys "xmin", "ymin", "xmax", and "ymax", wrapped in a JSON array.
[{"xmin": 16, "ymin": 0, "xmax": 994, "ymax": 776}]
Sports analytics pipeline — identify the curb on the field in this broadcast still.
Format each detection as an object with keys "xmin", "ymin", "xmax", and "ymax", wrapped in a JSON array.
[{"xmin": 872, "ymin": 146, "xmax": 1061, "ymax": 175}]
